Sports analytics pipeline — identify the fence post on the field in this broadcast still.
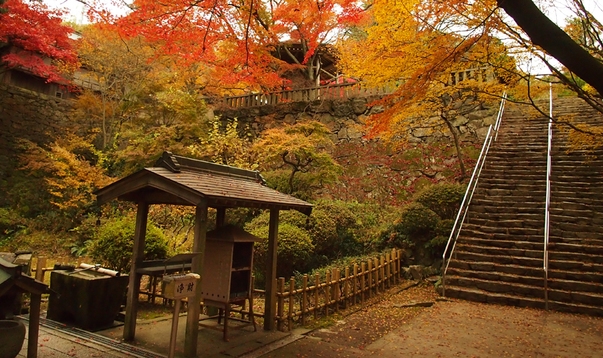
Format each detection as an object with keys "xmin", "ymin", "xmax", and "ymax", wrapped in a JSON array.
[
  {"xmin": 367, "ymin": 260, "xmax": 372, "ymax": 298},
  {"xmin": 334, "ymin": 269, "xmax": 340, "ymax": 314},
  {"xmin": 35, "ymin": 257, "xmax": 46, "ymax": 282},
  {"xmin": 314, "ymin": 273, "xmax": 320, "ymax": 319},
  {"xmin": 385, "ymin": 252, "xmax": 391, "ymax": 288},
  {"xmin": 277, "ymin": 277, "xmax": 285, "ymax": 331},
  {"xmin": 344, "ymin": 267, "xmax": 350, "ymax": 309},
  {"xmin": 352, "ymin": 264, "xmax": 358, "ymax": 306},
  {"xmin": 361, "ymin": 262, "xmax": 367, "ymax": 303},
  {"xmin": 325, "ymin": 271, "xmax": 331, "ymax": 317},
  {"xmin": 380, "ymin": 255, "xmax": 385, "ymax": 292},
  {"xmin": 301, "ymin": 275, "xmax": 308, "ymax": 325},
  {"xmin": 288, "ymin": 277, "xmax": 295, "ymax": 331}
]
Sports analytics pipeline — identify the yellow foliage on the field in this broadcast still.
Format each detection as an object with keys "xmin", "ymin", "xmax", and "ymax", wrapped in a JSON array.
[{"xmin": 20, "ymin": 135, "xmax": 113, "ymax": 216}]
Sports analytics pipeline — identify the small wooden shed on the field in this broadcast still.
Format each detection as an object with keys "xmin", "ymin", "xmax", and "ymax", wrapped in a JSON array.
[{"xmin": 94, "ymin": 152, "xmax": 313, "ymax": 357}]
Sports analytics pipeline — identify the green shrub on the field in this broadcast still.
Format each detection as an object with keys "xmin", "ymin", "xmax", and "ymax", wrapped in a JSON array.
[
  {"xmin": 397, "ymin": 203, "xmax": 440, "ymax": 239},
  {"xmin": 249, "ymin": 223, "xmax": 314, "ymax": 281},
  {"xmin": 414, "ymin": 183, "xmax": 466, "ymax": 220},
  {"xmin": 89, "ymin": 217, "xmax": 169, "ymax": 273}
]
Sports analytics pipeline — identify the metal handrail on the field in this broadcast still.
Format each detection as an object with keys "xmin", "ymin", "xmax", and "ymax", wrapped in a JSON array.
[
  {"xmin": 441, "ymin": 92, "xmax": 507, "ymax": 296},
  {"xmin": 544, "ymin": 83, "xmax": 553, "ymax": 310}
]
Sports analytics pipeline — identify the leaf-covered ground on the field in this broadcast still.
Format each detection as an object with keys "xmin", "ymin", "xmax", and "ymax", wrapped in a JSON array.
[{"xmin": 261, "ymin": 281, "xmax": 603, "ymax": 358}]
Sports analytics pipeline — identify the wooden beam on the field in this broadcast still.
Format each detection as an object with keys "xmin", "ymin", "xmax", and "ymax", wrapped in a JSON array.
[
  {"xmin": 27, "ymin": 293, "xmax": 41, "ymax": 358},
  {"xmin": 124, "ymin": 202, "xmax": 149, "ymax": 341},
  {"xmin": 184, "ymin": 202, "xmax": 208, "ymax": 357},
  {"xmin": 264, "ymin": 209, "xmax": 279, "ymax": 330}
]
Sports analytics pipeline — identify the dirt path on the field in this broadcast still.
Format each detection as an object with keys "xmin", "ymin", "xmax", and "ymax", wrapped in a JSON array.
[{"xmin": 259, "ymin": 282, "xmax": 603, "ymax": 357}]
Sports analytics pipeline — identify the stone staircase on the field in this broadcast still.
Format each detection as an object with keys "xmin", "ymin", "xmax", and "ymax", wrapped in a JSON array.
[{"xmin": 444, "ymin": 97, "xmax": 603, "ymax": 315}]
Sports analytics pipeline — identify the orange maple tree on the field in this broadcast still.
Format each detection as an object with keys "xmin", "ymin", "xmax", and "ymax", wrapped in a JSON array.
[
  {"xmin": 88, "ymin": 0, "xmax": 365, "ymax": 94},
  {"xmin": 0, "ymin": 0, "xmax": 77, "ymax": 83}
]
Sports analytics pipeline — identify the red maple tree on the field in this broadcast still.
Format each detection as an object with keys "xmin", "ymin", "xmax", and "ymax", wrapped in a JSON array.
[
  {"xmin": 0, "ymin": 0, "xmax": 77, "ymax": 83},
  {"xmin": 94, "ymin": 0, "xmax": 366, "ymax": 93}
]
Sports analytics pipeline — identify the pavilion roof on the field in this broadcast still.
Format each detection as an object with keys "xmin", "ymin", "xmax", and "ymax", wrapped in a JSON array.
[{"xmin": 95, "ymin": 152, "xmax": 313, "ymax": 215}]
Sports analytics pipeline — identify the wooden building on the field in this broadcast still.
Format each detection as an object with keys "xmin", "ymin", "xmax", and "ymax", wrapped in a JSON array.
[{"xmin": 94, "ymin": 151, "xmax": 313, "ymax": 357}]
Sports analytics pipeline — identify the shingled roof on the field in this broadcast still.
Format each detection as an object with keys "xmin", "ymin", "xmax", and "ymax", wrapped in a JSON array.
[{"xmin": 95, "ymin": 152, "xmax": 313, "ymax": 215}]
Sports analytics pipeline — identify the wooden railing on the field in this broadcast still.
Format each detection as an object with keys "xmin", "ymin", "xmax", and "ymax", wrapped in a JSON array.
[
  {"xmin": 449, "ymin": 66, "xmax": 494, "ymax": 85},
  {"xmin": 223, "ymin": 82, "xmax": 394, "ymax": 109},
  {"xmin": 222, "ymin": 67, "xmax": 493, "ymax": 109},
  {"xmin": 251, "ymin": 248, "xmax": 403, "ymax": 331}
]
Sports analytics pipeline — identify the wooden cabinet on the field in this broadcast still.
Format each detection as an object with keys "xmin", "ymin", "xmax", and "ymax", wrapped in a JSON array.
[{"xmin": 199, "ymin": 225, "xmax": 259, "ymax": 340}]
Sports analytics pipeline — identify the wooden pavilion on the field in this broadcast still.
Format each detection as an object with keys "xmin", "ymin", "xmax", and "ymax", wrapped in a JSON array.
[{"xmin": 94, "ymin": 151, "xmax": 313, "ymax": 357}]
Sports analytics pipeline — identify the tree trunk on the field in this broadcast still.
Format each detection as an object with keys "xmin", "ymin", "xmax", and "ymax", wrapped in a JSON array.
[
  {"xmin": 497, "ymin": 0, "xmax": 603, "ymax": 95},
  {"xmin": 442, "ymin": 114, "xmax": 466, "ymax": 180}
]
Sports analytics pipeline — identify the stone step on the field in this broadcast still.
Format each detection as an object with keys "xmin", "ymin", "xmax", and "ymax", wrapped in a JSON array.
[
  {"xmin": 457, "ymin": 230, "xmax": 543, "ymax": 243},
  {"xmin": 549, "ymin": 200, "xmax": 603, "ymax": 212},
  {"xmin": 447, "ymin": 259, "xmax": 603, "ymax": 284},
  {"xmin": 550, "ymin": 222, "xmax": 603, "ymax": 236},
  {"xmin": 548, "ymin": 241, "xmax": 603, "ymax": 255},
  {"xmin": 472, "ymin": 193, "xmax": 546, "ymax": 207},
  {"xmin": 549, "ymin": 214, "xmax": 603, "ymax": 228},
  {"xmin": 454, "ymin": 251, "xmax": 543, "ymax": 267},
  {"xmin": 548, "ymin": 259, "xmax": 603, "ymax": 273},
  {"xmin": 467, "ymin": 211, "xmax": 545, "ymax": 221},
  {"xmin": 455, "ymin": 243, "xmax": 543, "ymax": 258},
  {"xmin": 460, "ymin": 223, "xmax": 543, "ymax": 238},
  {"xmin": 455, "ymin": 237, "xmax": 543, "ymax": 251},
  {"xmin": 549, "ymin": 250, "xmax": 603, "ymax": 264},
  {"xmin": 547, "ymin": 287, "xmax": 603, "ymax": 307},
  {"xmin": 443, "ymin": 285, "xmax": 603, "ymax": 316},
  {"xmin": 477, "ymin": 177, "xmax": 547, "ymax": 185},
  {"xmin": 468, "ymin": 199, "xmax": 543, "ymax": 210},
  {"xmin": 445, "ymin": 267, "xmax": 544, "ymax": 287},
  {"xmin": 442, "ymin": 285, "xmax": 545, "ymax": 309},
  {"xmin": 467, "ymin": 203, "xmax": 543, "ymax": 214},
  {"xmin": 464, "ymin": 217, "xmax": 544, "ymax": 229},
  {"xmin": 445, "ymin": 276, "xmax": 544, "ymax": 298},
  {"xmin": 549, "ymin": 228, "xmax": 603, "ymax": 240},
  {"xmin": 548, "ymin": 300, "xmax": 603, "ymax": 317},
  {"xmin": 487, "ymin": 152, "xmax": 547, "ymax": 159},
  {"xmin": 548, "ymin": 268, "xmax": 603, "ymax": 283},
  {"xmin": 447, "ymin": 260, "xmax": 544, "ymax": 278},
  {"xmin": 479, "ymin": 169, "xmax": 547, "ymax": 176},
  {"xmin": 446, "ymin": 266, "xmax": 603, "ymax": 295}
]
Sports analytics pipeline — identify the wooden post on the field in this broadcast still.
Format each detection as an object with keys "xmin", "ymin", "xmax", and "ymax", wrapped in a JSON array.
[
  {"xmin": 385, "ymin": 252, "xmax": 391, "ymax": 288},
  {"xmin": 334, "ymin": 269, "xmax": 340, "ymax": 314},
  {"xmin": 124, "ymin": 202, "xmax": 149, "ymax": 341},
  {"xmin": 27, "ymin": 293, "xmax": 42, "ymax": 358},
  {"xmin": 374, "ymin": 258, "xmax": 380, "ymax": 294},
  {"xmin": 360, "ymin": 262, "xmax": 366, "ymax": 304},
  {"xmin": 184, "ymin": 203, "xmax": 208, "ymax": 358},
  {"xmin": 314, "ymin": 273, "xmax": 319, "ymax": 319},
  {"xmin": 380, "ymin": 256, "xmax": 385, "ymax": 292},
  {"xmin": 344, "ymin": 267, "xmax": 350, "ymax": 309},
  {"xmin": 216, "ymin": 207, "xmax": 226, "ymax": 227},
  {"xmin": 35, "ymin": 257, "xmax": 46, "ymax": 282},
  {"xmin": 277, "ymin": 278, "xmax": 285, "ymax": 331},
  {"xmin": 352, "ymin": 264, "xmax": 358, "ymax": 305},
  {"xmin": 288, "ymin": 277, "xmax": 295, "ymax": 331},
  {"xmin": 301, "ymin": 275, "xmax": 308, "ymax": 325},
  {"xmin": 325, "ymin": 271, "xmax": 331, "ymax": 317},
  {"xmin": 264, "ymin": 209, "xmax": 279, "ymax": 330},
  {"xmin": 395, "ymin": 249, "xmax": 400, "ymax": 284},
  {"xmin": 367, "ymin": 260, "xmax": 372, "ymax": 298}
]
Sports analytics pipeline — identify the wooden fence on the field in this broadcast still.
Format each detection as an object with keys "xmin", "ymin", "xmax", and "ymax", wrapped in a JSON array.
[
  {"xmin": 263, "ymin": 248, "xmax": 403, "ymax": 331},
  {"xmin": 223, "ymin": 82, "xmax": 394, "ymax": 109}
]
